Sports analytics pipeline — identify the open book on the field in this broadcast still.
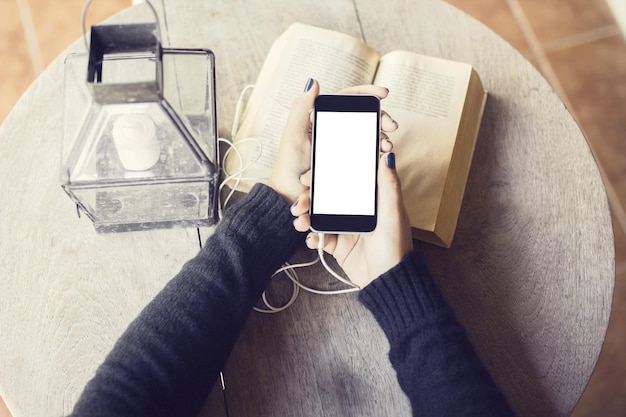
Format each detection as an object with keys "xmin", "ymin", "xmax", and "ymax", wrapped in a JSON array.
[{"xmin": 225, "ymin": 23, "xmax": 487, "ymax": 247}]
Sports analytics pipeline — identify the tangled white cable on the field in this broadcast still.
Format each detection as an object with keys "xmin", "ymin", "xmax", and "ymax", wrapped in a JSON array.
[{"xmin": 219, "ymin": 85, "xmax": 360, "ymax": 314}]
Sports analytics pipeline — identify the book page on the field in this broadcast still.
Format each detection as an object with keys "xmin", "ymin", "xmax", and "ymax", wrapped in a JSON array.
[
  {"xmin": 373, "ymin": 50, "xmax": 472, "ymax": 231},
  {"xmin": 225, "ymin": 23, "xmax": 380, "ymax": 191}
]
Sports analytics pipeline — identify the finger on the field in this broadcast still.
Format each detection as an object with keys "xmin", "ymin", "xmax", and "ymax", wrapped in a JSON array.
[
  {"xmin": 378, "ymin": 151, "xmax": 414, "ymax": 257},
  {"xmin": 337, "ymin": 86, "xmax": 397, "ymax": 132},
  {"xmin": 380, "ymin": 136, "xmax": 394, "ymax": 153},
  {"xmin": 282, "ymin": 79, "xmax": 320, "ymax": 142},
  {"xmin": 381, "ymin": 110, "xmax": 399, "ymax": 133},
  {"xmin": 379, "ymin": 152, "xmax": 403, "ymax": 194},
  {"xmin": 293, "ymin": 214, "xmax": 311, "ymax": 232},
  {"xmin": 305, "ymin": 231, "xmax": 339, "ymax": 255},
  {"xmin": 268, "ymin": 79, "xmax": 320, "ymax": 204},
  {"xmin": 305, "ymin": 232, "xmax": 318, "ymax": 249},
  {"xmin": 290, "ymin": 191, "xmax": 310, "ymax": 217},
  {"xmin": 338, "ymin": 84, "xmax": 389, "ymax": 99},
  {"xmin": 334, "ymin": 85, "xmax": 397, "ymax": 131}
]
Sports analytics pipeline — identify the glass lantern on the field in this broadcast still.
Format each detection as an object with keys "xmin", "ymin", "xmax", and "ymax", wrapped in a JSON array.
[{"xmin": 62, "ymin": 22, "xmax": 219, "ymax": 232}]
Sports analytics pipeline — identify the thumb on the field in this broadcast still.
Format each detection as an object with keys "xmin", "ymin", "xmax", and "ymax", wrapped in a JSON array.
[
  {"xmin": 269, "ymin": 79, "xmax": 319, "ymax": 203},
  {"xmin": 378, "ymin": 152, "xmax": 404, "ymax": 206},
  {"xmin": 378, "ymin": 152, "xmax": 413, "ymax": 250},
  {"xmin": 282, "ymin": 78, "xmax": 319, "ymax": 139}
]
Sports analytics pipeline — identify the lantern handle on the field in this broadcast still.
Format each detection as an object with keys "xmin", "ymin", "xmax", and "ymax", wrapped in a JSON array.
[{"xmin": 81, "ymin": 0, "xmax": 162, "ymax": 51}]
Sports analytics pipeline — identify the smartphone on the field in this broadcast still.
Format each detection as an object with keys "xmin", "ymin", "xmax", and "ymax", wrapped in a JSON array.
[{"xmin": 310, "ymin": 94, "xmax": 380, "ymax": 233}]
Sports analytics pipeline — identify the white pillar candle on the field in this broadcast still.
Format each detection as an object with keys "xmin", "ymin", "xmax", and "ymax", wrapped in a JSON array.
[{"xmin": 112, "ymin": 114, "xmax": 160, "ymax": 171}]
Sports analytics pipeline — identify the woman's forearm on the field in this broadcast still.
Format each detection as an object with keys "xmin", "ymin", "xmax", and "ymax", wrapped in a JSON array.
[
  {"xmin": 70, "ymin": 184, "xmax": 303, "ymax": 417},
  {"xmin": 359, "ymin": 252, "xmax": 514, "ymax": 416}
]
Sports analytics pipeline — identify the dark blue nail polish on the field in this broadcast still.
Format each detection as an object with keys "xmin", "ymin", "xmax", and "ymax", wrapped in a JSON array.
[
  {"xmin": 304, "ymin": 78, "xmax": 314, "ymax": 92},
  {"xmin": 387, "ymin": 152, "xmax": 396, "ymax": 169}
]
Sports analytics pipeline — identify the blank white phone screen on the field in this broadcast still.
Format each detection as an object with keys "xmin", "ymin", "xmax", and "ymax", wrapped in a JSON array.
[{"xmin": 313, "ymin": 111, "xmax": 377, "ymax": 216}]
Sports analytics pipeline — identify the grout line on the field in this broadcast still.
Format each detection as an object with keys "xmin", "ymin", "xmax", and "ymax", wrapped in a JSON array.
[
  {"xmin": 605, "ymin": 175, "xmax": 626, "ymax": 271},
  {"xmin": 541, "ymin": 25, "xmax": 623, "ymax": 53},
  {"xmin": 606, "ymin": 0, "xmax": 626, "ymax": 36},
  {"xmin": 504, "ymin": 0, "xmax": 571, "ymax": 109},
  {"xmin": 606, "ymin": 171, "xmax": 626, "ymax": 234},
  {"xmin": 15, "ymin": 0, "xmax": 44, "ymax": 75}
]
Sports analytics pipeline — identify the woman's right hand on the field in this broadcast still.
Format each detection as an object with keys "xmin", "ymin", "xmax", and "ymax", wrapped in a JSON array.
[{"xmin": 291, "ymin": 151, "xmax": 414, "ymax": 289}]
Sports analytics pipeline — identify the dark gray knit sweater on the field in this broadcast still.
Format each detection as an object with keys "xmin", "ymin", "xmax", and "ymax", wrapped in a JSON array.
[{"xmin": 70, "ymin": 184, "xmax": 513, "ymax": 416}]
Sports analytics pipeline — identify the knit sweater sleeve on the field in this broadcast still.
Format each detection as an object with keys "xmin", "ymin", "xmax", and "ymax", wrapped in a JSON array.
[
  {"xmin": 358, "ymin": 251, "xmax": 514, "ymax": 417},
  {"xmin": 70, "ymin": 184, "xmax": 303, "ymax": 417}
]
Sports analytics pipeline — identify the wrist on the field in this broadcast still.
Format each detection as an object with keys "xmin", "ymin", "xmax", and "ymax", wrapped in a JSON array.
[{"xmin": 267, "ymin": 173, "xmax": 306, "ymax": 205}]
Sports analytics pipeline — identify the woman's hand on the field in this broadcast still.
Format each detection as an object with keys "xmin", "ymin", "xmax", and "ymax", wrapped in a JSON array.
[
  {"xmin": 271, "ymin": 80, "xmax": 412, "ymax": 288},
  {"xmin": 291, "ymin": 152, "xmax": 413, "ymax": 288},
  {"xmin": 268, "ymin": 79, "xmax": 412, "ymax": 287},
  {"xmin": 268, "ymin": 80, "xmax": 397, "ymax": 205}
]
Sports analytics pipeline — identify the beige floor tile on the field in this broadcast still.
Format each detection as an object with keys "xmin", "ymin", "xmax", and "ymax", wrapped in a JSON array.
[
  {"xmin": 515, "ymin": 0, "xmax": 617, "ymax": 45},
  {"xmin": 444, "ymin": 0, "xmax": 534, "ymax": 62},
  {"xmin": 545, "ymin": 34, "xmax": 626, "ymax": 217},
  {"xmin": 613, "ymin": 213, "xmax": 626, "ymax": 269},
  {"xmin": 0, "ymin": 0, "xmax": 36, "ymax": 124},
  {"xmin": 0, "ymin": 394, "xmax": 12, "ymax": 417},
  {"xmin": 27, "ymin": 0, "xmax": 131, "ymax": 66},
  {"xmin": 0, "ymin": 0, "xmax": 131, "ymax": 123}
]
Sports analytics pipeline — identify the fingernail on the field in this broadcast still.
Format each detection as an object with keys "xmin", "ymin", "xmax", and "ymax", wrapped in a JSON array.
[
  {"xmin": 385, "ymin": 138, "xmax": 394, "ymax": 149},
  {"xmin": 386, "ymin": 152, "xmax": 396, "ymax": 169},
  {"xmin": 393, "ymin": 119, "xmax": 399, "ymax": 129},
  {"xmin": 291, "ymin": 199, "xmax": 299, "ymax": 209},
  {"xmin": 304, "ymin": 78, "xmax": 314, "ymax": 92}
]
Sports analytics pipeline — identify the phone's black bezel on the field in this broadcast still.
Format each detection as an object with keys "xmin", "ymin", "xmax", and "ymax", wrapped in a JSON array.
[{"xmin": 309, "ymin": 94, "xmax": 380, "ymax": 233}]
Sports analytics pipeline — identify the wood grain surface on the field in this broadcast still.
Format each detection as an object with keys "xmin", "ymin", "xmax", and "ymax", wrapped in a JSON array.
[{"xmin": 0, "ymin": 0, "xmax": 614, "ymax": 416}]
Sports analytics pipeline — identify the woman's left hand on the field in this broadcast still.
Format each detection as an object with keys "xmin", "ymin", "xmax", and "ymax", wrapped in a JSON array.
[{"xmin": 268, "ymin": 81, "xmax": 397, "ymax": 205}]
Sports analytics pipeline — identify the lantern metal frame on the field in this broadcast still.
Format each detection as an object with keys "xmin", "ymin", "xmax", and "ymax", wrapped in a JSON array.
[{"xmin": 61, "ymin": 19, "xmax": 220, "ymax": 233}]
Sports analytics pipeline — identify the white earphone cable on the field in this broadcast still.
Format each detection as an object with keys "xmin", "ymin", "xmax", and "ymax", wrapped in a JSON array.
[{"xmin": 220, "ymin": 85, "xmax": 360, "ymax": 314}]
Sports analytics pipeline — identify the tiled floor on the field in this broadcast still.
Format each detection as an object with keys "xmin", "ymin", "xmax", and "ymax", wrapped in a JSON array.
[
  {"xmin": 1, "ymin": 0, "xmax": 625, "ymax": 416},
  {"xmin": 0, "ymin": 0, "xmax": 131, "ymax": 123}
]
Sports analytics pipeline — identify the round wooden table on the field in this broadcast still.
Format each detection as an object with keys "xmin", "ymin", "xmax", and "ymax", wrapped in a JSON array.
[{"xmin": 0, "ymin": 1, "xmax": 614, "ymax": 416}]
